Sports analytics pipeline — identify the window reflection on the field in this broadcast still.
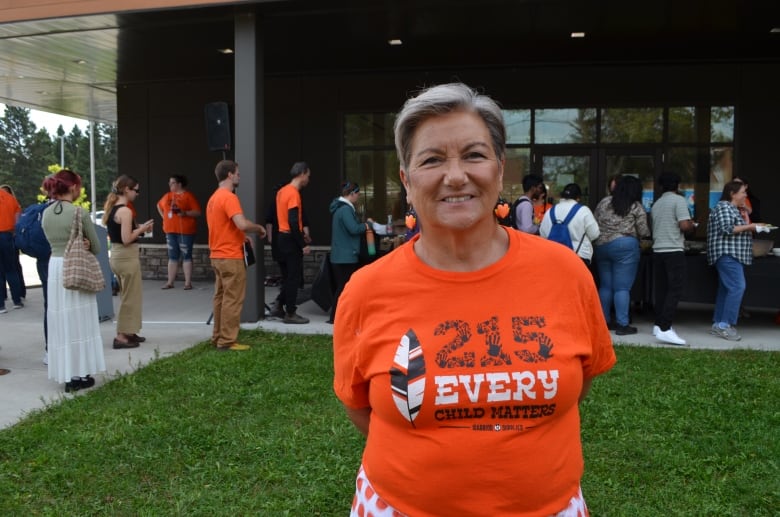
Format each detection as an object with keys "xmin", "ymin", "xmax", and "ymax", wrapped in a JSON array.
[
  {"xmin": 501, "ymin": 148, "xmax": 531, "ymax": 202},
  {"xmin": 668, "ymin": 107, "xmax": 696, "ymax": 143},
  {"xmin": 535, "ymin": 108, "xmax": 596, "ymax": 144},
  {"xmin": 710, "ymin": 107, "xmax": 734, "ymax": 143},
  {"xmin": 601, "ymin": 108, "xmax": 663, "ymax": 143},
  {"xmin": 710, "ymin": 147, "xmax": 733, "ymax": 208},
  {"xmin": 504, "ymin": 109, "xmax": 531, "ymax": 144}
]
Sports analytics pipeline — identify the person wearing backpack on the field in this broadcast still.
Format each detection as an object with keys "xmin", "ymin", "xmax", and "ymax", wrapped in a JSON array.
[
  {"xmin": 509, "ymin": 174, "xmax": 545, "ymax": 233},
  {"xmin": 15, "ymin": 195, "xmax": 54, "ymax": 359},
  {"xmin": 540, "ymin": 183, "xmax": 600, "ymax": 266}
]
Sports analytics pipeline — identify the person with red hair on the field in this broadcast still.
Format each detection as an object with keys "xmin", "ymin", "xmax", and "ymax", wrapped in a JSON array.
[{"xmin": 41, "ymin": 169, "xmax": 105, "ymax": 392}]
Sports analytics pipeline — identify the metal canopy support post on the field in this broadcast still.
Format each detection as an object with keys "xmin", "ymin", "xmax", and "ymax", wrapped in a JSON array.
[{"xmin": 234, "ymin": 11, "xmax": 265, "ymax": 322}]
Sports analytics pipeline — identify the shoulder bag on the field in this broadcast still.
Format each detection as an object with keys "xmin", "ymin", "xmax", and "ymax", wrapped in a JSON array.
[{"xmin": 63, "ymin": 206, "xmax": 105, "ymax": 293}]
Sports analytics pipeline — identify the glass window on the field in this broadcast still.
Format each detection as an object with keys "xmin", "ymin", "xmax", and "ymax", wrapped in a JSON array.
[
  {"xmin": 668, "ymin": 107, "xmax": 696, "ymax": 143},
  {"xmin": 343, "ymin": 150, "xmax": 401, "ymax": 221},
  {"xmin": 605, "ymin": 152, "xmax": 657, "ymax": 211},
  {"xmin": 500, "ymin": 147, "xmax": 531, "ymax": 201},
  {"xmin": 344, "ymin": 113, "xmax": 395, "ymax": 146},
  {"xmin": 601, "ymin": 108, "xmax": 663, "ymax": 143},
  {"xmin": 504, "ymin": 109, "xmax": 531, "ymax": 144},
  {"xmin": 535, "ymin": 108, "xmax": 597, "ymax": 144},
  {"xmin": 710, "ymin": 146, "xmax": 734, "ymax": 209},
  {"xmin": 710, "ymin": 107, "xmax": 734, "ymax": 143},
  {"xmin": 665, "ymin": 147, "xmax": 698, "ymax": 218},
  {"xmin": 540, "ymin": 155, "xmax": 592, "ymax": 206}
]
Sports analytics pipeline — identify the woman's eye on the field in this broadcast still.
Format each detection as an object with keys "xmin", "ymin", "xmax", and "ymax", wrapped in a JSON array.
[
  {"xmin": 464, "ymin": 152, "xmax": 487, "ymax": 161},
  {"xmin": 420, "ymin": 156, "xmax": 442, "ymax": 166}
]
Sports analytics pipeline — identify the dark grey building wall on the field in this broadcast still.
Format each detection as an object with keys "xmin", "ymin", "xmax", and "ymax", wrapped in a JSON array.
[{"xmin": 117, "ymin": 61, "xmax": 780, "ymax": 246}]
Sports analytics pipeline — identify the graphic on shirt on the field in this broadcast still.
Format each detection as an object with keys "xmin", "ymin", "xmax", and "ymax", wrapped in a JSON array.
[
  {"xmin": 390, "ymin": 329, "xmax": 426, "ymax": 427},
  {"xmin": 392, "ymin": 316, "xmax": 559, "ymax": 429}
]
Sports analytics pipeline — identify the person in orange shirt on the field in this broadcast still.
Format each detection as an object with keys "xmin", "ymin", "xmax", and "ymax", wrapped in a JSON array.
[
  {"xmin": 206, "ymin": 160, "xmax": 266, "ymax": 351},
  {"xmin": 0, "ymin": 185, "xmax": 24, "ymax": 313},
  {"xmin": 333, "ymin": 83, "xmax": 615, "ymax": 516},
  {"xmin": 275, "ymin": 161, "xmax": 311, "ymax": 324},
  {"xmin": 156, "ymin": 174, "xmax": 201, "ymax": 290}
]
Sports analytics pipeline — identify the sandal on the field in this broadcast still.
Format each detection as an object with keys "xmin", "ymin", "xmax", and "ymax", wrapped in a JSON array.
[
  {"xmin": 161, "ymin": 284, "xmax": 174, "ymax": 290},
  {"xmin": 183, "ymin": 284, "xmax": 193, "ymax": 290}
]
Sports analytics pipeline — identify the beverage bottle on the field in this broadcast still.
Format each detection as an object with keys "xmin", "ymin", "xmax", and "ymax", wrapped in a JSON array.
[
  {"xmin": 386, "ymin": 214, "xmax": 393, "ymax": 235},
  {"xmin": 365, "ymin": 226, "xmax": 376, "ymax": 256}
]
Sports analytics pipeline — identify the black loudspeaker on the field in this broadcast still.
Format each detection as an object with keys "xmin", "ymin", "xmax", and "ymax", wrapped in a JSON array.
[{"xmin": 204, "ymin": 102, "xmax": 231, "ymax": 151}]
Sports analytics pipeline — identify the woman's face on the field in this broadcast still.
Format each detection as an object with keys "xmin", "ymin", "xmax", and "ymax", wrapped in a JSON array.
[
  {"xmin": 732, "ymin": 184, "xmax": 747, "ymax": 205},
  {"xmin": 400, "ymin": 110, "xmax": 503, "ymax": 233},
  {"xmin": 126, "ymin": 184, "xmax": 140, "ymax": 201},
  {"xmin": 169, "ymin": 178, "xmax": 180, "ymax": 192}
]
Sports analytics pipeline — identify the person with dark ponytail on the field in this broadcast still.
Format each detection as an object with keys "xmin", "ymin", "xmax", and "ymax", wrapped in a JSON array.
[
  {"xmin": 103, "ymin": 175, "xmax": 154, "ymax": 348},
  {"xmin": 593, "ymin": 175, "xmax": 651, "ymax": 335},
  {"xmin": 41, "ymin": 169, "xmax": 105, "ymax": 392}
]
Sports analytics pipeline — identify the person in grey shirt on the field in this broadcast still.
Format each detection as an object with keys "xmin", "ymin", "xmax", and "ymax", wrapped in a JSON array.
[{"xmin": 651, "ymin": 171, "xmax": 695, "ymax": 345}]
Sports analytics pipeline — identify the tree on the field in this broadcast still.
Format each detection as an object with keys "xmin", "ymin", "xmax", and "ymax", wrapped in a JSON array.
[{"xmin": 0, "ymin": 106, "xmax": 117, "ymax": 207}]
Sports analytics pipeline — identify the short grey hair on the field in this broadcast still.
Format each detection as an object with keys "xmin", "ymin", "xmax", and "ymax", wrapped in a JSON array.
[{"xmin": 393, "ymin": 83, "xmax": 506, "ymax": 171}]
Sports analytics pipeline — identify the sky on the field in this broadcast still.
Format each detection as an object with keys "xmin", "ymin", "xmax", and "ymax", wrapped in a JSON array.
[{"xmin": 0, "ymin": 103, "xmax": 89, "ymax": 135}]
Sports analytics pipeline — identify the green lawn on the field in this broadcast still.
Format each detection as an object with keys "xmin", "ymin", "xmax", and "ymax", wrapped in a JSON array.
[{"xmin": 0, "ymin": 331, "xmax": 777, "ymax": 515}]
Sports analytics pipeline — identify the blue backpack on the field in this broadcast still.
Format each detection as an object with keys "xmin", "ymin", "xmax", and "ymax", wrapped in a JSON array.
[
  {"xmin": 14, "ymin": 202, "xmax": 51, "ymax": 259},
  {"xmin": 546, "ymin": 204, "xmax": 582, "ymax": 251}
]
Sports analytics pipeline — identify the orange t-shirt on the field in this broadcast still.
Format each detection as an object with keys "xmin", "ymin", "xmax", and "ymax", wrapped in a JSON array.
[
  {"xmin": 0, "ymin": 189, "xmax": 21, "ymax": 231},
  {"xmin": 206, "ymin": 188, "xmax": 244, "ymax": 259},
  {"xmin": 276, "ymin": 184, "xmax": 302, "ymax": 233},
  {"xmin": 333, "ymin": 227, "xmax": 616, "ymax": 516},
  {"xmin": 157, "ymin": 190, "xmax": 201, "ymax": 235}
]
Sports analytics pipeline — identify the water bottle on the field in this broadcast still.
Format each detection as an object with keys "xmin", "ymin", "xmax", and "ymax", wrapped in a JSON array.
[
  {"xmin": 365, "ymin": 226, "xmax": 376, "ymax": 256},
  {"xmin": 386, "ymin": 214, "xmax": 393, "ymax": 236}
]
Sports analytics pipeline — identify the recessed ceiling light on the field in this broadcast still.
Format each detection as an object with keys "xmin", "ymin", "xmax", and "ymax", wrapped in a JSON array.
[
  {"xmin": 571, "ymin": 32, "xmax": 586, "ymax": 38},
  {"xmin": 388, "ymin": 39, "xmax": 403, "ymax": 46},
  {"xmin": 771, "ymin": 28, "xmax": 780, "ymax": 34},
  {"xmin": 217, "ymin": 48, "xmax": 234, "ymax": 54}
]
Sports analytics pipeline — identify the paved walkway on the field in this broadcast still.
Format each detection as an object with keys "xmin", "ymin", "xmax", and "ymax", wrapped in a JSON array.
[{"xmin": 1, "ymin": 256, "xmax": 778, "ymax": 429}]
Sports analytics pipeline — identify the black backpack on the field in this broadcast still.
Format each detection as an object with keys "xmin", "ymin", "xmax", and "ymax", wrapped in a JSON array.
[
  {"xmin": 546, "ymin": 204, "xmax": 583, "ymax": 251},
  {"xmin": 508, "ymin": 197, "xmax": 531, "ymax": 229},
  {"xmin": 14, "ymin": 201, "xmax": 51, "ymax": 259}
]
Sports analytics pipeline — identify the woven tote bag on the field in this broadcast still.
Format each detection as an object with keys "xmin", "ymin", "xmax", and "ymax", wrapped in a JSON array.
[{"xmin": 62, "ymin": 206, "xmax": 105, "ymax": 293}]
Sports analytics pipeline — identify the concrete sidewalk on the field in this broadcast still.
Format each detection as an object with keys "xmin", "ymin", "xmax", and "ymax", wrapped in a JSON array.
[{"xmin": 1, "ymin": 256, "xmax": 778, "ymax": 430}]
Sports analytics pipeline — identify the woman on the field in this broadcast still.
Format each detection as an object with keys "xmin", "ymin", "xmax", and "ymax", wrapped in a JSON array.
[
  {"xmin": 333, "ymin": 83, "xmax": 615, "ymax": 516},
  {"xmin": 540, "ymin": 183, "xmax": 600, "ymax": 265},
  {"xmin": 0, "ymin": 184, "xmax": 25, "ymax": 308},
  {"xmin": 156, "ymin": 174, "xmax": 201, "ymax": 289},
  {"xmin": 707, "ymin": 180, "xmax": 766, "ymax": 341},
  {"xmin": 103, "ymin": 175, "xmax": 154, "ymax": 348},
  {"xmin": 41, "ymin": 170, "xmax": 105, "ymax": 392},
  {"xmin": 593, "ymin": 175, "xmax": 650, "ymax": 335},
  {"xmin": 327, "ymin": 180, "xmax": 372, "ymax": 324}
]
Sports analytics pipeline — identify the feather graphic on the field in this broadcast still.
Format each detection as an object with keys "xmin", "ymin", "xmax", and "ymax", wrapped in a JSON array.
[{"xmin": 390, "ymin": 329, "xmax": 426, "ymax": 427}]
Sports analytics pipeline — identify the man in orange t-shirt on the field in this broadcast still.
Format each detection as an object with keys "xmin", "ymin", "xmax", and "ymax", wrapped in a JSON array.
[
  {"xmin": 275, "ymin": 161, "xmax": 311, "ymax": 324},
  {"xmin": 205, "ymin": 160, "xmax": 266, "ymax": 351},
  {"xmin": 0, "ymin": 187, "xmax": 24, "ymax": 312}
]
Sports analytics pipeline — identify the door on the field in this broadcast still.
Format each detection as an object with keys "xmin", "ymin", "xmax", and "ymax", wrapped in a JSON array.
[
  {"xmin": 600, "ymin": 148, "xmax": 663, "ymax": 211},
  {"xmin": 533, "ymin": 147, "xmax": 597, "ymax": 207}
]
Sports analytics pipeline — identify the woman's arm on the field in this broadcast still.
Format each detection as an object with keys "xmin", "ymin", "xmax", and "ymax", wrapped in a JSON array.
[
  {"xmin": 344, "ymin": 406, "xmax": 371, "ymax": 437},
  {"xmin": 117, "ymin": 206, "xmax": 147, "ymax": 244}
]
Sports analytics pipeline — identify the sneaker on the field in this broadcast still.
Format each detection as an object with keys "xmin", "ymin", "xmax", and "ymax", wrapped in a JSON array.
[
  {"xmin": 269, "ymin": 301, "xmax": 285, "ymax": 318},
  {"xmin": 709, "ymin": 323, "xmax": 720, "ymax": 335},
  {"xmin": 652, "ymin": 325, "xmax": 660, "ymax": 336},
  {"xmin": 217, "ymin": 343, "xmax": 250, "ymax": 351},
  {"xmin": 614, "ymin": 325, "xmax": 638, "ymax": 336},
  {"xmin": 656, "ymin": 327, "xmax": 687, "ymax": 346},
  {"xmin": 0, "ymin": 307, "xmax": 6, "ymax": 314},
  {"xmin": 13, "ymin": 303, "xmax": 23, "ymax": 309},
  {"xmin": 712, "ymin": 325, "xmax": 742, "ymax": 341},
  {"xmin": 284, "ymin": 312, "xmax": 310, "ymax": 324},
  {"xmin": 43, "ymin": 352, "xmax": 48, "ymax": 365}
]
